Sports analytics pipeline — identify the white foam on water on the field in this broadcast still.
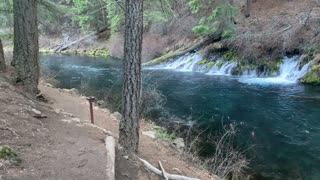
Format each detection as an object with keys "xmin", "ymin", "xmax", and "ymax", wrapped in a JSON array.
[
  {"xmin": 239, "ymin": 56, "xmax": 310, "ymax": 85},
  {"xmin": 207, "ymin": 61, "xmax": 237, "ymax": 76},
  {"xmin": 145, "ymin": 54, "xmax": 311, "ymax": 85},
  {"xmin": 144, "ymin": 54, "xmax": 202, "ymax": 72}
]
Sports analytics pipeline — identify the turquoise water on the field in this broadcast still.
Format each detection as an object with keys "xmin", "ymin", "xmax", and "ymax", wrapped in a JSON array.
[{"xmin": 41, "ymin": 54, "xmax": 320, "ymax": 180}]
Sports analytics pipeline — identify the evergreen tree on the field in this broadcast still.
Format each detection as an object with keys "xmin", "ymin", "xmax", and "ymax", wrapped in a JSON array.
[
  {"xmin": 188, "ymin": 0, "xmax": 237, "ymax": 38},
  {"xmin": 119, "ymin": 0, "xmax": 143, "ymax": 153},
  {"xmin": 13, "ymin": 0, "xmax": 39, "ymax": 95}
]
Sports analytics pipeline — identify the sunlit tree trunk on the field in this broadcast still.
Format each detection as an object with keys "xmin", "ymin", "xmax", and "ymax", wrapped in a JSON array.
[
  {"xmin": 119, "ymin": 0, "xmax": 143, "ymax": 153},
  {"xmin": 0, "ymin": 38, "xmax": 5, "ymax": 72},
  {"xmin": 13, "ymin": 0, "xmax": 39, "ymax": 95}
]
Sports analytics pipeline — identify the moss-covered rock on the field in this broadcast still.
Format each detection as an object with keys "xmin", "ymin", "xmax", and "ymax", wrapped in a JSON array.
[
  {"xmin": 216, "ymin": 61, "xmax": 224, "ymax": 68},
  {"xmin": 39, "ymin": 48, "xmax": 54, "ymax": 54},
  {"xmin": 186, "ymin": 58, "xmax": 193, "ymax": 63},
  {"xmin": 206, "ymin": 61, "xmax": 215, "ymax": 70},
  {"xmin": 301, "ymin": 65, "xmax": 320, "ymax": 85},
  {"xmin": 94, "ymin": 48, "xmax": 110, "ymax": 57},
  {"xmin": 223, "ymin": 50, "xmax": 238, "ymax": 62},
  {"xmin": 143, "ymin": 51, "xmax": 174, "ymax": 66},
  {"xmin": 197, "ymin": 58, "xmax": 209, "ymax": 65},
  {"xmin": 61, "ymin": 48, "xmax": 110, "ymax": 57}
]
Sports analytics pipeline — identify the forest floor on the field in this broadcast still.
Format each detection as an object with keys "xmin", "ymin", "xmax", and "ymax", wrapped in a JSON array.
[{"xmin": 0, "ymin": 76, "xmax": 214, "ymax": 180}]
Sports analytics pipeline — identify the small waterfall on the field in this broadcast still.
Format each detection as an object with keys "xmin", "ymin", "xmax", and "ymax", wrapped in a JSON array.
[
  {"xmin": 146, "ymin": 53, "xmax": 202, "ymax": 71},
  {"xmin": 242, "ymin": 69, "xmax": 257, "ymax": 77},
  {"xmin": 278, "ymin": 56, "xmax": 310, "ymax": 81},
  {"xmin": 146, "ymin": 53, "xmax": 311, "ymax": 84},
  {"xmin": 239, "ymin": 56, "xmax": 310, "ymax": 85},
  {"xmin": 207, "ymin": 61, "xmax": 237, "ymax": 76}
]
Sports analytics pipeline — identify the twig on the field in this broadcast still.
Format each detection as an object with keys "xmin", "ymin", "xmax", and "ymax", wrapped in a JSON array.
[
  {"xmin": 158, "ymin": 161, "xmax": 169, "ymax": 180},
  {"xmin": 139, "ymin": 158, "xmax": 200, "ymax": 180},
  {"xmin": 114, "ymin": 0, "xmax": 125, "ymax": 12}
]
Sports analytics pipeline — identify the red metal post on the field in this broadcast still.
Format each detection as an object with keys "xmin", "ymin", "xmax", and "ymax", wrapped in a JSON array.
[{"xmin": 87, "ymin": 97, "xmax": 95, "ymax": 124}]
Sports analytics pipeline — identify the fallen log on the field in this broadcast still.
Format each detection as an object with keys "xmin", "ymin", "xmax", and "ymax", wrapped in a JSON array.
[
  {"xmin": 55, "ymin": 31, "xmax": 97, "ymax": 52},
  {"xmin": 143, "ymin": 35, "xmax": 221, "ymax": 66},
  {"xmin": 139, "ymin": 158, "xmax": 200, "ymax": 180}
]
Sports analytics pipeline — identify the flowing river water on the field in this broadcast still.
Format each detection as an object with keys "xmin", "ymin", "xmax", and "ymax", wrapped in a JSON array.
[{"xmin": 41, "ymin": 54, "xmax": 320, "ymax": 180}]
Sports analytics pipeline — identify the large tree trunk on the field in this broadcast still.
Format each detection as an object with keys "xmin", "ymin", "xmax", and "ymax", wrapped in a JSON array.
[
  {"xmin": 0, "ymin": 38, "xmax": 6, "ymax": 72},
  {"xmin": 13, "ymin": 0, "xmax": 39, "ymax": 95},
  {"xmin": 119, "ymin": 0, "xmax": 143, "ymax": 153}
]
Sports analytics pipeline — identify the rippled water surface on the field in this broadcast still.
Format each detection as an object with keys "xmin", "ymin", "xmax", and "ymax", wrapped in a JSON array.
[{"xmin": 41, "ymin": 54, "xmax": 320, "ymax": 180}]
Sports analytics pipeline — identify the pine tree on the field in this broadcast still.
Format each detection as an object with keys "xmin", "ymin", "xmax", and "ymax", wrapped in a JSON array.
[
  {"xmin": 12, "ymin": 0, "xmax": 39, "ymax": 95},
  {"xmin": 119, "ymin": 0, "xmax": 144, "ymax": 153}
]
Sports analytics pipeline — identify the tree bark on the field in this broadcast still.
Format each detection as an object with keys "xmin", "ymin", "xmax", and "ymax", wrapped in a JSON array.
[
  {"xmin": 0, "ymin": 38, "xmax": 6, "ymax": 72},
  {"xmin": 13, "ymin": 0, "xmax": 39, "ymax": 95},
  {"xmin": 245, "ymin": 0, "xmax": 251, "ymax": 18},
  {"xmin": 119, "ymin": 0, "xmax": 143, "ymax": 153}
]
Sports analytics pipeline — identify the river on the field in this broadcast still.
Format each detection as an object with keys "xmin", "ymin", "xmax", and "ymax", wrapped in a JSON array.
[{"xmin": 41, "ymin": 54, "xmax": 320, "ymax": 180}]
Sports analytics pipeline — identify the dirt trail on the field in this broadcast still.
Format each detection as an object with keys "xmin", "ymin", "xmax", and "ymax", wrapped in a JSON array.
[
  {"xmin": 0, "ymin": 76, "xmax": 214, "ymax": 180},
  {"xmin": 40, "ymin": 83, "xmax": 214, "ymax": 180},
  {"xmin": 0, "ymin": 78, "xmax": 107, "ymax": 180}
]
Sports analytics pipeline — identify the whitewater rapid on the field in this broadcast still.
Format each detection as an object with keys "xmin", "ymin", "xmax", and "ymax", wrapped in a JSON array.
[{"xmin": 144, "ymin": 54, "xmax": 311, "ymax": 85}]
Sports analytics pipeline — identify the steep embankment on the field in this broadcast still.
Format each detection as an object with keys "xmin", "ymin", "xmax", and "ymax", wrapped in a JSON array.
[{"xmin": 144, "ymin": 0, "xmax": 320, "ymax": 84}]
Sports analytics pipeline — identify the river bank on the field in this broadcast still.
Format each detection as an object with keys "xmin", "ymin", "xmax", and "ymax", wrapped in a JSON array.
[{"xmin": 0, "ymin": 73, "xmax": 215, "ymax": 179}]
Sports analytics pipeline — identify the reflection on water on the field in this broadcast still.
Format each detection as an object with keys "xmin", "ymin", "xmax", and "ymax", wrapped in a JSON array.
[{"xmin": 41, "ymin": 54, "xmax": 320, "ymax": 180}]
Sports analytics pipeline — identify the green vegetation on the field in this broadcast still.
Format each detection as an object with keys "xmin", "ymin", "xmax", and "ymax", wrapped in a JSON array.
[
  {"xmin": 197, "ymin": 59, "xmax": 216, "ymax": 70},
  {"xmin": 216, "ymin": 61, "xmax": 224, "ymax": 68},
  {"xmin": 275, "ymin": 57, "xmax": 282, "ymax": 67},
  {"xmin": 187, "ymin": 58, "xmax": 193, "ymax": 63},
  {"xmin": 301, "ymin": 65, "xmax": 320, "ymax": 85},
  {"xmin": 300, "ymin": 46, "xmax": 320, "ymax": 69},
  {"xmin": 143, "ymin": 51, "xmax": 174, "ymax": 66},
  {"xmin": 83, "ymin": 48, "xmax": 110, "ymax": 57},
  {"xmin": 57, "ymin": 48, "xmax": 110, "ymax": 57},
  {"xmin": 223, "ymin": 50, "xmax": 237, "ymax": 62},
  {"xmin": 207, "ymin": 61, "xmax": 215, "ymax": 70},
  {"xmin": 0, "ymin": 146, "xmax": 21, "ymax": 164},
  {"xmin": 188, "ymin": 0, "xmax": 237, "ymax": 38},
  {"xmin": 106, "ymin": 0, "xmax": 123, "ymax": 33},
  {"xmin": 197, "ymin": 58, "xmax": 209, "ymax": 65},
  {"xmin": 63, "ymin": 0, "xmax": 108, "ymax": 30},
  {"xmin": 39, "ymin": 48, "xmax": 54, "ymax": 54},
  {"xmin": 154, "ymin": 126, "xmax": 176, "ymax": 142}
]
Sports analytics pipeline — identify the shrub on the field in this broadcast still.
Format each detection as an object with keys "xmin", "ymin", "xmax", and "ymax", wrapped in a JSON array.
[
  {"xmin": 0, "ymin": 146, "xmax": 21, "ymax": 164},
  {"xmin": 189, "ymin": 0, "xmax": 237, "ymax": 38}
]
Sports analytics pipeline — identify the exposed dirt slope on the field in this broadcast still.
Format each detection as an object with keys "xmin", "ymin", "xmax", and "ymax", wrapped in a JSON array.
[{"xmin": 229, "ymin": 0, "xmax": 320, "ymax": 60}]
